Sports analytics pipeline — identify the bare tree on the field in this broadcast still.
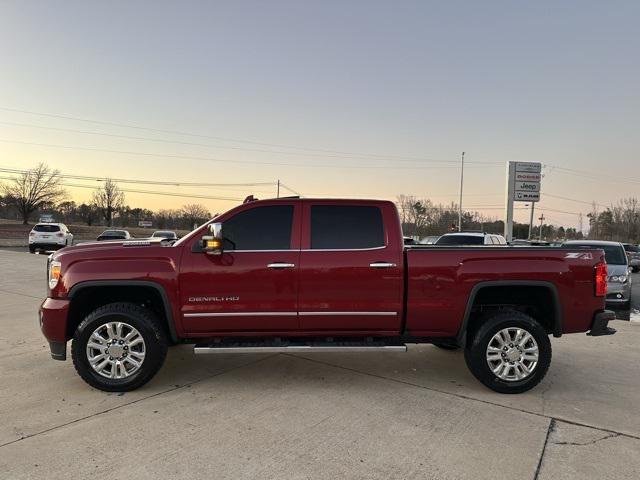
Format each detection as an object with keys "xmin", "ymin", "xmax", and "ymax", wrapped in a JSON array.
[
  {"xmin": 180, "ymin": 203, "xmax": 211, "ymax": 229},
  {"xmin": 1, "ymin": 163, "xmax": 66, "ymax": 224},
  {"xmin": 92, "ymin": 179, "xmax": 125, "ymax": 227}
]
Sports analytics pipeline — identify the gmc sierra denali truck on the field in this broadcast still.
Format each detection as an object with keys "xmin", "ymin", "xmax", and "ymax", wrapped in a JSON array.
[{"xmin": 39, "ymin": 198, "xmax": 615, "ymax": 394}]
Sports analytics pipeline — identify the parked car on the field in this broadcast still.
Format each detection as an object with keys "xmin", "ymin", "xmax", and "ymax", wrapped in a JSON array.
[
  {"xmin": 40, "ymin": 198, "xmax": 614, "ymax": 394},
  {"xmin": 96, "ymin": 230, "xmax": 131, "ymax": 241},
  {"xmin": 29, "ymin": 223, "xmax": 73, "ymax": 253},
  {"xmin": 151, "ymin": 230, "xmax": 178, "ymax": 241},
  {"xmin": 563, "ymin": 240, "xmax": 631, "ymax": 310},
  {"xmin": 435, "ymin": 232, "xmax": 507, "ymax": 245},
  {"xmin": 622, "ymin": 243, "xmax": 640, "ymax": 272},
  {"xmin": 419, "ymin": 235, "xmax": 440, "ymax": 244},
  {"xmin": 511, "ymin": 239, "xmax": 552, "ymax": 246}
]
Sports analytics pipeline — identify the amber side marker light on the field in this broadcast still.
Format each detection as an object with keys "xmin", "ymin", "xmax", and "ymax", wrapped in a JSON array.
[
  {"xmin": 595, "ymin": 262, "xmax": 608, "ymax": 297},
  {"xmin": 48, "ymin": 260, "xmax": 62, "ymax": 290}
]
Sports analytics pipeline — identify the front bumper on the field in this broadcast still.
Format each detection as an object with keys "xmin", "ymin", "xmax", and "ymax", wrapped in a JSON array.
[
  {"xmin": 30, "ymin": 242, "xmax": 66, "ymax": 251},
  {"xmin": 587, "ymin": 310, "xmax": 616, "ymax": 336},
  {"xmin": 606, "ymin": 281, "xmax": 631, "ymax": 305},
  {"xmin": 39, "ymin": 297, "xmax": 70, "ymax": 360}
]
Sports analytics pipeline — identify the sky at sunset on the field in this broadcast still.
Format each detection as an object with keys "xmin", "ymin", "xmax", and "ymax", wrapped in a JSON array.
[{"xmin": 1, "ymin": 1, "xmax": 638, "ymax": 229}]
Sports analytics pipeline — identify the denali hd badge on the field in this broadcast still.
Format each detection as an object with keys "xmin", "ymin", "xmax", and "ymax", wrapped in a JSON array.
[{"xmin": 188, "ymin": 296, "xmax": 240, "ymax": 303}]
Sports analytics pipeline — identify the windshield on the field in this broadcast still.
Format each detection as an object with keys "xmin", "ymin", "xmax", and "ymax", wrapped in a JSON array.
[
  {"xmin": 435, "ymin": 235, "xmax": 484, "ymax": 245},
  {"xmin": 568, "ymin": 243, "xmax": 627, "ymax": 265},
  {"xmin": 152, "ymin": 231, "xmax": 174, "ymax": 238},
  {"xmin": 33, "ymin": 224, "xmax": 60, "ymax": 232},
  {"xmin": 623, "ymin": 244, "xmax": 639, "ymax": 253}
]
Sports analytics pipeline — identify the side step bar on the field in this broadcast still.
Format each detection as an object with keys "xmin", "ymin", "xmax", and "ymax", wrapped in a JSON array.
[{"xmin": 194, "ymin": 342, "xmax": 408, "ymax": 354}]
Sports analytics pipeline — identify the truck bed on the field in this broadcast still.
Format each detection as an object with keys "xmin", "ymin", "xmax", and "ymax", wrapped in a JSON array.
[{"xmin": 404, "ymin": 246, "xmax": 605, "ymax": 337}]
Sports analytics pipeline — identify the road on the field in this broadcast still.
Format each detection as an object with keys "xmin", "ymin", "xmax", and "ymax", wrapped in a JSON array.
[{"xmin": 0, "ymin": 250, "xmax": 639, "ymax": 479}]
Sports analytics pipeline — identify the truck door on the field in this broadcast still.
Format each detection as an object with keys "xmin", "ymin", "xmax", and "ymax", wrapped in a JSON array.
[
  {"xmin": 298, "ymin": 202, "xmax": 403, "ymax": 332},
  {"xmin": 180, "ymin": 202, "xmax": 301, "ymax": 333}
]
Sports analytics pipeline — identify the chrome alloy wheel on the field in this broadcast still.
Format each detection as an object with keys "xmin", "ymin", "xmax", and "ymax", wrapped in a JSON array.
[
  {"xmin": 86, "ymin": 322, "xmax": 146, "ymax": 379},
  {"xmin": 486, "ymin": 327, "xmax": 539, "ymax": 382}
]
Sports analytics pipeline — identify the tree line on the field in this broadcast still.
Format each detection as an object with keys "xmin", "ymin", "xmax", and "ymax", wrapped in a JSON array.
[
  {"xmin": 2, "ymin": 163, "xmax": 638, "ymax": 242},
  {"xmin": 397, "ymin": 195, "xmax": 586, "ymax": 241},
  {"xmin": 0, "ymin": 163, "xmax": 212, "ymax": 230}
]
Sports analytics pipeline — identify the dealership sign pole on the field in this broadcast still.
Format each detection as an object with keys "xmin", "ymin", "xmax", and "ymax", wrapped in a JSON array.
[{"xmin": 504, "ymin": 161, "xmax": 542, "ymax": 243}]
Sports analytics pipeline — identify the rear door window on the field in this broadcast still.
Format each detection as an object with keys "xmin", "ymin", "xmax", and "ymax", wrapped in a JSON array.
[{"xmin": 310, "ymin": 205, "xmax": 384, "ymax": 249}]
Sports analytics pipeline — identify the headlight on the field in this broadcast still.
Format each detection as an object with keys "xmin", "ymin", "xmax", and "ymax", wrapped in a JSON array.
[
  {"xmin": 608, "ymin": 274, "xmax": 628, "ymax": 283},
  {"xmin": 48, "ymin": 259, "xmax": 62, "ymax": 290}
]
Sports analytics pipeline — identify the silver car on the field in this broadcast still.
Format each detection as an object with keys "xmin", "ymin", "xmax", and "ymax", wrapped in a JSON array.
[
  {"xmin": 564, "ymin": 240, "xmax": 632, "ymax": 309},
  {"xmin": 623, "ymin": 244, "xmax": 640, "ymax": 273}
]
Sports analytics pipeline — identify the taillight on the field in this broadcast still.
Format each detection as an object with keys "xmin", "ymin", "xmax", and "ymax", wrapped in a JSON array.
[
  {"xmin": 56, "ymin": 232, "xmax": 64, "ymax": 237},
  {"xmin": 595, "ymin": 262, "xmax": 607, "ymax": 297}
]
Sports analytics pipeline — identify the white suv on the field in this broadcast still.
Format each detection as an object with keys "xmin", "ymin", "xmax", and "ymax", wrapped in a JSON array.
[
  {"xmin": 28, "ymin": 223, "xmax": 74, "ymax": 253},
  {"xmin": 435, "ymin": 232, "xmax": 507, "ymax": 246}
]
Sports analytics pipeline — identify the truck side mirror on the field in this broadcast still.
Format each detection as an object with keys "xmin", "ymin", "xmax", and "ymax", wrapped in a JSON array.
[{"xmin": 202, "ymin": 222, "xmax": 223, "ymax": 255}]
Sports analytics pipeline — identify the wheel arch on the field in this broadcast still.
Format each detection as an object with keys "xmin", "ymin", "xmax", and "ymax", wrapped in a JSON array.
[
  {"xmin": 456, "ymin": 280, "xmax": 563, "ymax": 346},
  {"xmin": 67, "ymin": 280, "xmax": 178, "ymax": 343}
]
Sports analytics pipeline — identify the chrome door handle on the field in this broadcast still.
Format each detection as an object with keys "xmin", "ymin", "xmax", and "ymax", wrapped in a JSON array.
[
  {"xmin": 370, "ymin": 262, "xmax": 397, "ymax": 268},
  {"xmin": 267, "ymin": 263, "xmax": 296, "ymax": 269}
]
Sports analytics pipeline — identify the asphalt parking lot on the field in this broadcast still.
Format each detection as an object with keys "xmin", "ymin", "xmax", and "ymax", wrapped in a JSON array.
[{"xmin": 0, "ymin": 249, "xmax": 639, "ymax": 480}]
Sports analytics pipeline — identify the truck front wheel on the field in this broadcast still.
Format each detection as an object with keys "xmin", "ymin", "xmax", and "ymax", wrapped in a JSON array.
[
  {"xmin": 464, "ymin": 311, "xmax": 551, "ymax": 394},
  {"xmin": 71, "ymin": 302, "xmax": 168, "ymax": 392}
]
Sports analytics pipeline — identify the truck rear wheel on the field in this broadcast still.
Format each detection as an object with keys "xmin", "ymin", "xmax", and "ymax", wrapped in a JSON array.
[
  {"xmin": 71, "ymin": 302, "xmax": 168, "ymax": 392},
  {"xmin": 464, "ymin": 311, "xmax": 551, "ymax": 394}
]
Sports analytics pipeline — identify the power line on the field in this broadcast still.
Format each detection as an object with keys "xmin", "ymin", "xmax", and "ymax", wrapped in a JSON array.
[
  {"xmin": 0, "ymin": 166, "xmax": 276, "ymax": 189},
  {"xmin": 544, "ymin": 193, "xmax": 608, "ymax": 209},
  {"xmin": 0, "ymin": 138, "xmax": 503, "ymax": 171},
  {"xmin": 0, "ymin": 120, "xmax": 502, "ymax": 166},
  {"xmin": 0, "ymin": 175, "xmax": 244, "ymax": 202},
  {"xmin": 0, "ymin": 106, "xmax": 502, "ymax": 165},
  {"xmin": 545, "ymin": 164, "xmax": 640, "ymax": 187}
]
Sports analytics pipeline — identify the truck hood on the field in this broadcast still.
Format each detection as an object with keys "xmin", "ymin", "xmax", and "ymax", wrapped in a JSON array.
[{"xmin": 52, "ymin": 237, "xmax": 169, "ymax": 259}]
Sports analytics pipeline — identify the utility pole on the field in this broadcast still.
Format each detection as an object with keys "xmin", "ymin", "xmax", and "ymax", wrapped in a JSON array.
[
  {"xmin": 538, "ymin": 213, "xmax": 545, "ymax": 241},
  {"xmin": 578, "ymin": 213, "xmax": 583, "ymax": 236},
  {"xmin": 528, "ymin": 203, "xmax": 536, "ymax": 239},
  {"xmin": 276, "ymin": 179, "xmax": 280, "ymax": 198},
  {"xmin": 458, "ymin": 151, "xmax": 465, "ymax": 232}
]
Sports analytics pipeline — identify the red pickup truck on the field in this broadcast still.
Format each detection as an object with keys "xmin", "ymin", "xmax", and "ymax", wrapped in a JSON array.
[{"xmin": 40, "ymin": 198, "xmax": 615, "ymax": 394}]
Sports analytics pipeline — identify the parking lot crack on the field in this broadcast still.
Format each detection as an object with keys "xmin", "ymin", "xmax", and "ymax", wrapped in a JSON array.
[
  {"xmin": 553, "ymin": 432, "xmax": 620, "ymax": 447},
  {"xmin": 533, "ymin": 419, "xmax": 554, "ymax": 480},
  {"xmin": 0, "ymin": 354, "xmax": 278, "ymax": 449},
  {"xmin": 286, "ymin": 354, "xmax": 640, "ymax": 442}
]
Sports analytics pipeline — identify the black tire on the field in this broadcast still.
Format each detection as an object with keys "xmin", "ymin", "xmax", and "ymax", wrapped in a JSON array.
[
  {"xmin": 29, "ymin": 246, "xmax": 36, "ymax": 253},
  {"xmin": 432, "ymin": 342, "xmax": 460, "ymax": 350},
  {"xmin": 464, "ymin": 310, "xmax": 551, "ymax": 394},
  {"xmin": 71, "ymin": 302, "xmax": 168, "ymax": 392}
]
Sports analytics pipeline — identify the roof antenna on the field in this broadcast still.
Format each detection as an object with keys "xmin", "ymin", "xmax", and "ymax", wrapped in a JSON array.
[{"xmin": 243, "ymin": 195, "xmax": 257, "ymax": 204}]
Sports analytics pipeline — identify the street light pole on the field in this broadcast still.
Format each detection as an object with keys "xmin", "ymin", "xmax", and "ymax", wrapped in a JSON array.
[
  {"xmin": 538, "ymin": 213, "xmax": 545, "ymax": 242},
  {"xmin": 458, "ymin": 151, "xmax": 465, "ymax": 232},
  {"xmin": 528, "ymin": 203, "xmax": 536, "ymax": 239}
]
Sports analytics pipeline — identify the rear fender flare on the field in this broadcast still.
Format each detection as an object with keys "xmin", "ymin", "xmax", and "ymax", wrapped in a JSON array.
[{"xmin": 456, "ymin": 280, "xmax": 563, "ymax": 346}]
